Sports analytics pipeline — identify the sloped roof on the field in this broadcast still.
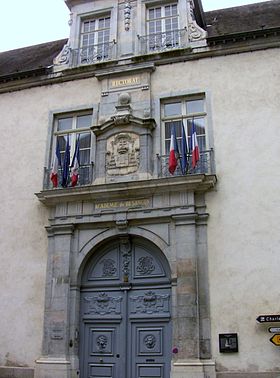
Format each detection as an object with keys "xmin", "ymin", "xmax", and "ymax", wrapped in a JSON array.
[
  {"xmin": 0, "ymin": 39, "xmax": 67, "ymax": 77},
  {"xmin": 0, "ymin": 1, "xmax": 279, "ymax": 79},
  {"xmin": 205, "ymin": 0, "xmax": 280, "ymax": 38}
]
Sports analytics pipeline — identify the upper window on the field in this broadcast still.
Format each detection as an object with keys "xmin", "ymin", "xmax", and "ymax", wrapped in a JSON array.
[
  {"xmin": 147, "ymin": 3, "xmax": 179, "ymax": 51},
  {"xmin": 49, "ymin": 111, "xmax": 92, "ymax": 188},
  {"xmin": 79, "ymin": 16, "xmax": 111, "ymax": 64}
]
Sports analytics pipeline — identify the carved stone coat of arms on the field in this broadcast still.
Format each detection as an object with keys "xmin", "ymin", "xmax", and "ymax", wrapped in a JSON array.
[{"xmin": 106, "ymin": 132, "xmax": 140, "ymax": 175}]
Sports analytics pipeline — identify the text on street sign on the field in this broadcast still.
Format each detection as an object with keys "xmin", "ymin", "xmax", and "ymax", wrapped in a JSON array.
[{"xmin": 256, "ymin": 315, "xmax": 280, "ymax": 323}]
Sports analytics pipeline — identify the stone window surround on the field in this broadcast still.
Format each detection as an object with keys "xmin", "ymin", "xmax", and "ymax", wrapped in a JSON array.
[{"xmin": 69, "ymin": 5, "xmax": 117, "ymax": 52}]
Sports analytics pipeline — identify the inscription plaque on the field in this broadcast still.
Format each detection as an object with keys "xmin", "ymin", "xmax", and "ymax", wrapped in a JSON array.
[{"xmin": 111, "ymin": 76, "xmax": 140, "ymax": 88}]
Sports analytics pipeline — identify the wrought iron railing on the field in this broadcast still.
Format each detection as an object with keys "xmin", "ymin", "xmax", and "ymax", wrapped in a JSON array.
[
  {"xmin": 43, "ymin": 151, "xmax": 214, "ymax": 190},
  {"xmin": 137, "ymin": 28, "xmax": 188, "ymax": 55},
  {"xmin": 157, "ymin": 150, "xmax": 215, "ymax": 178},
  {"xmin": 70, "ymin": 41, "xmax": 116, "ymax": 66},
  {"xmin": 43, "ymin": 164, "xmax": 93, "ymax": 189}
]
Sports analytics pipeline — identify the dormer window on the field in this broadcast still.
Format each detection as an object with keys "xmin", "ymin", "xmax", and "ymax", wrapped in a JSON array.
[
  {"xmin": 79, "ymin": 15, "xmax": 111, "ymax": 64},
  {"xmin": 147, "ymin": 3, "xmax": 180, "ymax": 51}
]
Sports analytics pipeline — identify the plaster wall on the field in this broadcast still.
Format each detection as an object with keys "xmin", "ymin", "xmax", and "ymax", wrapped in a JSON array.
[
  {"xmin": 151, "ymin": 48, "xmax": 280, "ymax": 373},
  {"xmin": 1, "ymin": 45, "xmax": 280, "ymax": 376},
  {"xmin": 0, "ymin": 77, "xmax": 101, "ymax": 367}
]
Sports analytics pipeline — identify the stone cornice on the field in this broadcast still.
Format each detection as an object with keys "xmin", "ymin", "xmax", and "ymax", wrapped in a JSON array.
[{"xmin": 36, "ymin": 174, "xmax": 217, "ymax": 206}]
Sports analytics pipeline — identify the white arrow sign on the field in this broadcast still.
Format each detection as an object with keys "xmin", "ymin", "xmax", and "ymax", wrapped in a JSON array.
[{"xmin": 268, "ymin": 327, "xmax": 280, "ymax": 333}]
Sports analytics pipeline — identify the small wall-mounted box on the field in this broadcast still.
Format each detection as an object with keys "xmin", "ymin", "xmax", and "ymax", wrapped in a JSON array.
[{"xmin": 219, "ymin": 333, "xmax": 238, "ymax": 353}]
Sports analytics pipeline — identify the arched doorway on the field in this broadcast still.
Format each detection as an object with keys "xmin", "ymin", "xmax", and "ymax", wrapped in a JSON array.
[{"xmin": 79, "ymin": 236, "xmax": 172, "ymax": 378}]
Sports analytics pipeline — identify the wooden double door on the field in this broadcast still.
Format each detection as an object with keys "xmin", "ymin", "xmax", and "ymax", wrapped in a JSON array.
[{"xmin": 80, "ymin": 238, "xmax": 172, "ymax": 378}]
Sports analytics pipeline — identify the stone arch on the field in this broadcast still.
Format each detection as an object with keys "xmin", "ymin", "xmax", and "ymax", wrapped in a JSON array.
[{"xmin": 76, "ymin": 227, "xmax": 172, "ymax": 286}]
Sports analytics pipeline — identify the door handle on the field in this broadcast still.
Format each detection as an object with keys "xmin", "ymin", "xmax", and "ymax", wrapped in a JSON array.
[{"xmin": 116, "ymin": 354, "xmax": 120, "ymax": 358}]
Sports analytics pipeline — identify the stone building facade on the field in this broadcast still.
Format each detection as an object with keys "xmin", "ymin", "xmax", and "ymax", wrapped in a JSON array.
[{"xmin": 0, "ymin": 1, "xmax": 280, "ymax": 378}]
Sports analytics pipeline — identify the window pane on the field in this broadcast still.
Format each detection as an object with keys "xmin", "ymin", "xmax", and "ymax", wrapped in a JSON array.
[
  {"xmin": 186, "ymin": 99, "xmax": 204, "ymax": 114},
  {"xmin": 165, "ymin": 19, "xmax": 171, "ymax": 31},
  {"xmin": 105, "ymin": 17, "xmax": 110, "ymax": 28},
  {"xmin": 58, "ymin": 118, "xmax": 72, "ymax": 131},
  {"xmin": 149, "ymin": 8, "xmax": 155, "ymax": 20},
  {"xmin": 165, "ymin": 5, "xmax": 171, "ymax": 17},
  {"xmin": 172, "ymin": 17, "xmax": 178, "ymax": 29},
  {"xmin": 80, "ymin": 149, "xmax": 90, "ymax": 165},
  {"xmin": 99, "ymin": 18, "xmax": 104, "ymax": 29},
  {"xmin": 89, "ymin": 20, "xmax": 95, "ymax": 32},
  {"xmin": 197, "ymin": 136, "xmax": 206, "ymax": 152},
  {"xmin": 171, "ymin": 4, "xmax": 178, "ymax": 15},
  {"xmin": 156, "ymin": 20, "xmax": 161, "ymax": 32},
  {"xmin": 186, "ymin": 118, "xmax": 206, "ymax": 151},
  {"xmin": 155, "ymin": 8, "xmax": 161, "ymax": 18},
  {"xmin": 77, "ymin": 115, "xmax": 92, "ymax": 129},
  {"xmin": 79, "ymin": 132, "xmax": 91, "ymax": 148},
  {"xmin": 57, "ymin": 135, "xmax": 66, "ymax": 150},
  {"xmin": 164, "ymin": 102, "xmax": 181, "ymax": 117},
  {"xmin": 83, "ymin": 21, "xmax": 89, "ymax": 33},
  {"xmin": 194, "ymin": 118, "xmax": 205, "ymax": 135},
  {"xmin": 164, "ymin": 120, "xmax": 182, "ymax": 154},
  {"xmin": 58, "ymin": 134, "xmax": 72, "ymax": 155},
  {"xmin": 187, "ymin": 118, "xmax": 205, "ymax": 135},
  {"xmin": 88, "ymin": 33, "xmax": 95, "ymax": 45}
]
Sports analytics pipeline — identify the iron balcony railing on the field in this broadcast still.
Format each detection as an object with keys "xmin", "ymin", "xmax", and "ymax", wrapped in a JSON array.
[
  {"xmin": 137, "ymin": 28, "xmax": 188, "ymax": 55},
  {"xmin": 43, "ymin": 151, "xmax": 214, "ymax": 190},
  {"xmin": 157, "ymin": 150, "xmax": 215, "ymax": 178},
  {"xmin": 70, "ymin": 41, "xmax": 116, "ymax": 67},
  {"xmin": 43, "ymin": 164, "xmax": 93, "ymax": 190}
]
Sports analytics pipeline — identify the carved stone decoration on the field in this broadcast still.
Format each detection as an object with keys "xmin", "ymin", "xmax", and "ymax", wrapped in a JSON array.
[
  {"xmin": 106, "ymin": 132, "xmax": 140, "ymax": 175},
  {"xmin": 120, "ymin": 237, "xmax": 132, "ymax": 282},
  {"xmin": 96, "ymin": 335, "xmax": 108, "ymax": 351},
  {"xmin": 144, "ymin": 334, "xmax": 156, "ymax": 349},
  {"xmin": 101, "ymin": 258, "xmax": 117, "ymax": 277},
  {"xmin": 111, "ymin": 114, "xmax": 131, "ymax": 125},
  {"xmin": 130, "ymin": 291, "xmax": 170, "ymax": 314},
  {"xmin": 124, "ymin": 1, "xmax": 131, "ymax": 31},
  {"xmin": 187, "ymin": 0, "xmax": 207, "ymax": 42},
  {"xmin": 84, "ymin": 292, "xmax": 122, "ymax": 315},
  {"xmin": 118, "ymin": 92, "xmax": 131, "ymax": 105},
  {"xmin": 53, "ymin": 43, "xmax": 71, "ymax": 65},
  {"xmin": 137, "ymin": 256, "xmax": 155, "ymax": 275}
]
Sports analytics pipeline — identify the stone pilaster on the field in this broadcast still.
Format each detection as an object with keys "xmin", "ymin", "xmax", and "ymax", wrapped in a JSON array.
[{"xmin": 35, "ymin": 224, "xmax": 74, "ymax": 378}]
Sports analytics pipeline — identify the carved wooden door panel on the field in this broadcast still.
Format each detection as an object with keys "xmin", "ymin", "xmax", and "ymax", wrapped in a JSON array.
[{"xmin": 80, "ymin": 238, "xmax": 171, "ymax": 378}]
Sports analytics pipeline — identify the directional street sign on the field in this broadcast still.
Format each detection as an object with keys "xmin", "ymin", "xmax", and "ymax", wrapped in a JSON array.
[
  {"xmin": 268, "ymin": 327, "xmax": 280, "ymax": 333},
  {"xmin": 256, "ymin": 315, "xmax": 280, "ymax": 323},
  {"xmin": 270, "ymin": 334, "xmax": 280, "ymax": 346}
]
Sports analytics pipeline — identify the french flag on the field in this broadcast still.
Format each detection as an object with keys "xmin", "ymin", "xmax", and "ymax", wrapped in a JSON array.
[
  {"xmin": 50, "ymin": 140, "xmax": 61, "ymax": 188},
  {"xmin": 62, "ymin": 135, "xmax": 70, "ymax": 187},
  {"xmin": 190, "ymin": 119, "xmax": 200, "ymax": 169},
  {"xmin": 168, "ymin": 125, "xmax": 180, "ymax": 175},
  {"xmin": 70, "ymin": 137, "xmax": 80, "ymax": 187},
  {"xmin": 181, "ymin": 121, "xmax": 189, "ymax": 174}
]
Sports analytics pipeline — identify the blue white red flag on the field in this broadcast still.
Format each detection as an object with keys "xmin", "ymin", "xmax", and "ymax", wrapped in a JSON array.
[
  {"xmin": 181, "ymin": 121, "xmax": 189, "ymax": 174},
  {"xmin": 62, "ymin": 135, "xmax": 70, "ymax": 187},
  {"xmin": 70, "ymin": 136, "xmax": 80, "ymax": 187},
  {"xmin": 190, "ymin": 119, "xmax": 200, "ymax": 169},
  {"xmin": 50, "ymin": 139, "xmax": 61, "ymax": 188},
  {"xmin": 168, "ymin": 125, "xmax": 180, "ymax": 175}
]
